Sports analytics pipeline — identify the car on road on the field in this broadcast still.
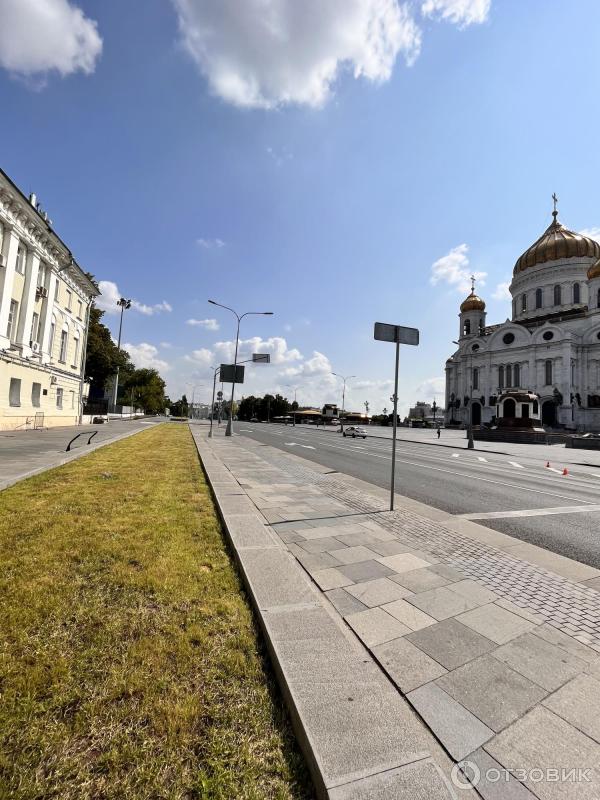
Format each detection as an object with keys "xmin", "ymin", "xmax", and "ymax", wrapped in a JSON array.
[{"xmin": 343, "ymin": 426, "xmax": 367, "ymax": 439}]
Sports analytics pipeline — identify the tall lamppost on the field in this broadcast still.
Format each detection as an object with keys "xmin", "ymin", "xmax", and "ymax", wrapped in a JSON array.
[
  {"xmin": 187, "ymin": 383, "xmax": 204, "ymax": 421},
  {"xmin": 209, "ymin": 366, "xmax": 221, "ymax": 438},
  {"xmin": 112, "ymin": 297, "xmax": 131, "ymax": 414},
  {"xmin": 332, "ymin": 372, "xmax": 355, "ymax": 432},
  {"xmin": 208, "ymin": 300, "xmax": 273, "ymax": 436},
  {"xmin": 285, "ymin": 384, "xmax": 298, "ymax": 426}
]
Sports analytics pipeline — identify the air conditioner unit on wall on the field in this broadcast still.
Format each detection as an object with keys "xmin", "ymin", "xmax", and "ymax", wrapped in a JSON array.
[
  {"xmin": 50, "ymin": 376, "xmax": 57, "ymax": 385},
  {"xmin": 31, "ymin": 342, "xmax": 40, "ymax": 353}
]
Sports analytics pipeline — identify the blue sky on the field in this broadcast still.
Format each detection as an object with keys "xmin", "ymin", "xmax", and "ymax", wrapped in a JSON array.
[{"xmin": 2, "ymin": 0, "xmax": 600, "ymax": 414}]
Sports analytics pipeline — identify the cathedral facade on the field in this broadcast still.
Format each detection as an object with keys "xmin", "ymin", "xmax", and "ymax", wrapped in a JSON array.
[{"xmin": 445, "ymin": 201, "xmax": 600, "ymax": 432}]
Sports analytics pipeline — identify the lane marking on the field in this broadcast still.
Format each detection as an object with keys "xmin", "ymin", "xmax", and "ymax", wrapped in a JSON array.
[
  {"xmin": 547, "ymin": 467, "xmax": 563, "ymax": 474},
  {"xmin": 477, "ymin": 457, "xmax": 488, "ymax": 462},
  {"xmin": 459, "ymin": 504, "xmax": 600, "ymax": 520},
  {"xmin": 509, "ymin": 461, "xmax": 524, "ymax": 469},
  {"xmin": 301, "ymin": 445, "xmax": 315, "ymax": 450},
  {"xmin": 452, "ymin": 454, "xmax": 460, "ymax": 458}
]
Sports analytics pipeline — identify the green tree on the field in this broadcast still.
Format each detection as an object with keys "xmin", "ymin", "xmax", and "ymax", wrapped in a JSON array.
[
  {"xmin": 122, "ymin": 369, "xmax": 167, "ymax": 414},
  {"xmin": 84, "ymin": 306, "xmax": 133, "ymax": 393}
]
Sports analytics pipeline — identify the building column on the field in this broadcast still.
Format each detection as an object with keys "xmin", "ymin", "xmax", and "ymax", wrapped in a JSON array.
[
  {"xmin": 40, "ymin": 271, "xmax": 58, "ymax": 364},
  {"xmin": 15, "ymin": 249, "xmax": 40, "ymax": 356},
  {"xmin": 0, "ymin": 227, "xmax": 20, "ymax": 348}
]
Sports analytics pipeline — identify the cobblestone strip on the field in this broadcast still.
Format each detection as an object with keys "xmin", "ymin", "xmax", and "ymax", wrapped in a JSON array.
[{"xmin": 222, "ymin": 438, "xmax": 600, "ymax": 651}]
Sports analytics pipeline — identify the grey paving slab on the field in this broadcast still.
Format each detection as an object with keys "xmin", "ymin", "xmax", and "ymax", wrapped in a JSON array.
[
  {"xmin": 406, "ymin": 618, "xmax": 496, "ymax": 670},
  {"xmin": 299, "ymin": 536, "xmax": 348, "ymax": 554},
  {"xmin": 327, "ymin": 758, "xmax": 457, "ymax": 800},
  {"xmin": 485, "ymin": 706, "xmax": 600, "ymax": 799},
  {"xmin": 390, "ymin": 567, "xmax": 453, "ymax": 593},
  {"xmin": 430, "ymin": 564, "xmax": 467, "ymax": 582},
  {"xmin": 329, "ymin": 545, "xmax": 380, "ymax": 565},
  {"xmin": 337, "ymin": 560, "xmax": 396, "ymax": 582},
  {"xmin": 543, "ymin": 673, "xmax": 600, "ymax": 744},
  {"xmin": 368, "ymin": 540, "xmax": 421, "ymax": 557},
  {"xmin": 373, "ymin": 636, "xmax": 447, "ymax": 693},
  {"xmin": 217, "ymin": 495, "xmax": 258, "ymax": 515},
  {"xmin": 312, "ymin": 567, "xmax": 354, "ymax": 591},
  {"xmin": 296, "ymin": 551, "xmax": 341, "ymax": 572},
  {"xmin": 376, "ymin": 553, "xmax": 432, "ymax": 574},
  {"xmin": 494, "ymin": 598, "xmax": 546, "ymax": 625},
  {"xmin": 534, "ymin": 624, "xmax": 600, "ymax": 663},
  {"xmin": 325, "ymin": 588, "xmax": 368, "ymax": 617},
  {"xmin": 345, "ymin": 607, "xmax": 411, "ymax": 647},
  {"xmin": 447, "ymin": 580, "xmax": 498, "ymax": 606},
  {"xmin": 457, "ymin": 603, "xmax": 537, "ymax": 645},
  {"xmin": 345, "ymin": 577, "xmax": 413, "ymax": 607},
  {"xmin": 407, "ymin": 585, "xmax": 487, "ymax": 621},
  {"xmin": 465, "ymin": 748, "xmax": 537, "ymax": 800},
  {"xmin": 436, "ymin": 655, "xmax": 547, "ymax": 732},
  {"xmin": 492, "ymin": 631, "xmax": 587, "ymax": 691},
  {"xmin": 407, "ymin": 683, "xmax": 494, "ymax": 760},
  {"xmin": 237, "ymin": 548, "xmax": 316, "ymax": 609},
  {"xmin": 582, "ymin": 576, "xmax": 600, "ymax": 592},
  {"xmin": 222, "ymin": 514, "xmax": 281, "ymax": 549},
  {"xmin": 381, "ymin": 599, "xmax": 437, "ymax": 632}
]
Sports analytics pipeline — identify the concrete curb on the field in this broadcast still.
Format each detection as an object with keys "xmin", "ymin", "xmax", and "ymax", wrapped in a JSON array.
[
  {"xmin": 191, "ymin": 429, "xmax": 462, "ymax": 800},
  {"xmin": 0, "ymin": 422, "xmax": 163, "ymax": 492}
]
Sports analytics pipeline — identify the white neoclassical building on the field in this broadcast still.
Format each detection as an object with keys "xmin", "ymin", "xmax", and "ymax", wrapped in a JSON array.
[
  {"xmin": 445, "ymin": 200, "xmax": 600, "ymax": 432},
  {"xmin": 0, "ymin": 168, "xmax": 99, "ymax": 431}
]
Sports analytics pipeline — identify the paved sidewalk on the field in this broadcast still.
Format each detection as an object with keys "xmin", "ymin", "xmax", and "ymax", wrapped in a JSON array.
[
  {"xmin": 194, "ymin": 426, "xmax": 600, "ymax": 799},
  {"xmin": 0, "ymin": 418, "xmax": 163, "ymax": 491}
]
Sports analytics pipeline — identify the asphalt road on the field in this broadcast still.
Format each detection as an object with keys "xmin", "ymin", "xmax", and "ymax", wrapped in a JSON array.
[{"xmin": 234, "ymin": 423, "xmax": 600, "ymax": 569}]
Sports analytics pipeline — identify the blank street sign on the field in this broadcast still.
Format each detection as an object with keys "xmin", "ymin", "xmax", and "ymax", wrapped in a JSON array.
[
  {"xmin": 220, "ymin": 364, "xmax": 245, "ymax": 384},
  {"xmin": 374, "ymin": 322, "xmax": 419, "ymax": 346},
  {"xmin": 252, "ymin": 353, "xmax": 271, "ymax": 362}
]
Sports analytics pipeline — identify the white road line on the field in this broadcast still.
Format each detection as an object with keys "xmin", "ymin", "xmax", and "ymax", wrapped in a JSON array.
[
  {"xmin": 509, "ymin": 461, "xmax": 524, "ymax": 469},
  {"xmin": 547, "ymin": 467, "xmax": 563, "ymax": 474},
  {"xmin": 452, "ymin": 454, "xmax": 460, "ymax": 458},
  {"xmin": 459, "ymin": 504, "xmax": 600, "ymax": 520},
  {"xmin": 477, "ymin": 457, "xmax": 488, "ymax": 462},
  {"xmin": 301, "ymin": 445, "xmax": 315, "ymax": 449}
]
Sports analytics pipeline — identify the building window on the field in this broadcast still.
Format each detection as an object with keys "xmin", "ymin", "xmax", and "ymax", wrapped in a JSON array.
[
  {"xmin": 506, "ymin": 364, "xmax": 512, "ymax": 387},
  {"xmin": 70, "ymin": 390, "xmax": 76, "ymax": 409},
  {"xmin": 59, "ymin": 330, "xmax": 68, "ymax": 362},
  {"xmin": 73, "ymin": 336, "xmax": 80, "ymax": 367},
  {"xmin": 554, "ymin": 285, "xmax": 562, "ymax": 306},
  {"xmin": 545, "ymin": 359, "xmax": 553, "ymax": 385},
  {"xmin": 536, "ymin": 288, "xmax": 543, "ymax": 309},
  {"xmin": 56, "ymin": 387, "xmax": 63, "ymax": 409},
  {"xmin": 514, "ymin": 364, "xmax": 520, "ymax": 387},
  {"xmin": 77, "ymin": 300, "xmax": 83, "ymax": 319},
  {"xmin": 66, "ymin": 289, "xmax": 72, "ymax": 311},
  {"xmin": 54, "ymin": 280, "xmax": 59, "ymax": 301},
  {"xmin": 30, "ymin": 312, "xmax": 40, "ymax": 345},
  {"xmin": 573, "ymin": 282, "xmax": 580, "ymax": 304},
  {"xmin": 521, "ymin": 293, "xmax": 527, "ymax": 312},
  {"xmin": 31, "ymin": 382, "xmax": 41, "ymax": 407},
  {"xmin": 473, "ymin": 367, "xmax": 479, "ymax": 390},
  {"xmin": 15, "ymin": 244, "xmax": 26, "ymax": 274},
  {"xmin": 9, "ymin": 378, "xmax": 21, "ymax": 407},
  {"xmin": 499, "ymin": 365, "xmax": 505, "ymax": 389},
  {"xmin": 49, "ymin": 321, "xmax": 56, "ymax": 357},
  {"xmin": 7, "ymin": 299, "xmax": 18, "ymax": 340},
  {"xmin": 38, "ymin": 262, "xmax": 46, "ymax": 287},
  {"xmin": 464, "ymin": 319, "xmax": 471, "ymax": 336}
]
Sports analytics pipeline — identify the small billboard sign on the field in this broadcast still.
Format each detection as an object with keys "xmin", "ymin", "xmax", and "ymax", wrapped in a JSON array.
[
  {"xmin": 252, "ymin": 353, "xmax": 271, "ymax": 363},
  {"xmin": 220, "ymin": 364, "xmax": 245, "ymax": 384},
  {"xmin": 374, "ymin": 322, "xmax": 419, "ymax": 346}
]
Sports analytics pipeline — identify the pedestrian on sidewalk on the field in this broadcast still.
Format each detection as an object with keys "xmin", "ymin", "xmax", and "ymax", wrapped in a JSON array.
[{"xmin": 437, "ymin": 425, "xmax": 441, "ymax": 439}]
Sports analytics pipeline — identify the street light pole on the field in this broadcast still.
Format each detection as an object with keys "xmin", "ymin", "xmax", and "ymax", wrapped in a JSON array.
[
  {"xmin": 209, "ymin": 366, "xmax": 220, "ymax": 438},
  {"xmin": 285, "ymin": 385, "xmax": 298, "ymax": 426},
  {"xmin": 332, "ymin": 372, "xmax": 355, "ymax": 432},
  {"xmin": 112, "ymin": 297, "xmax": 131, "ymax": 415},
  {"xmin": 467, "ymin": 355, "xmax": 474, "ymax": 449},
  {"xmin": 208, "ymin": 300, "xmax": 273, "ymax": 436}
]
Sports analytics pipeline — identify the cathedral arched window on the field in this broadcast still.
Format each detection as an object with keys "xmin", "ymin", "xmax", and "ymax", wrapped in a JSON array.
[
  {"xmin": 514, "ymin": 364, "xmax": 520, "ymax": 387},
  {"xmin": 506, "ymin": 365, "xmax": 512, "ymax": 387},
  {"xmin": 464, "ymin": 319, "xmax": 471, "ymax": 336},
  {"xmin": 473, "ymin": 367, "xmax": 479, "ymax": 390},
  {"xmin": 573, "ymin": 283, "xmax": 580, "ymax": 304},
  {"xmin": 545, "ymin": 359, "xmax": 553, "ymax": 385},
  {"xmin": 536, "ymin": 288, "xmax": 543, "ymax": 309},
  {"xmin": 554, "ymin": 285, "xmax": 562, "ymax": 306},
  {"xmin": 521, "ymin": 293, "xmax": 527, "ymax": 312},
  {"xmin": 597, "ymin": 287, "xmax": 600, "ymax": 308},
  {"xmin": 499, "ymin": 365, "xmax": 504, "ymax": 389}
]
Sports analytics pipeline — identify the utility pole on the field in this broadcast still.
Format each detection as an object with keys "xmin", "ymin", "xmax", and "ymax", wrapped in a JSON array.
[{"xmin": 111, "ymin": 297, "xmax": 131, "ymax": 415}]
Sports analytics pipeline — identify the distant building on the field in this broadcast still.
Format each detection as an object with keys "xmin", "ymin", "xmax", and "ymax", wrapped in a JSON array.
[
  {"xmin": 408, "ymin": 401, "xmax": 444, "ymax": 425},
  {"xmin": 445, "ymin": 197, "xmax": 600, "ymax": 431},
  {"xmin": 0, "ymin": 168, "xmax": 99, "ymax": 431}
]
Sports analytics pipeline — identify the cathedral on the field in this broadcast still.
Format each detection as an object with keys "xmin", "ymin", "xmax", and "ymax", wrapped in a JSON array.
[{"xmin": 444, "ymin": 198, "xmax": 600, "ymax": 432}]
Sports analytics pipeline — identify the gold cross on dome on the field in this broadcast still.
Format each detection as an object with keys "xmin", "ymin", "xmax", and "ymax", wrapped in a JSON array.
[
  {"xmin": 470, "ymin": 274, "xmax": 476, "ymax": 293},
  {"xmin": 552, "ymin": 192, "xmax": 558, "ymax": 218}
]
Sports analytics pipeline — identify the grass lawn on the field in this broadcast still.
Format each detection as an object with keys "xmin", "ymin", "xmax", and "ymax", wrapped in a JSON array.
[{"xmin": 0, "ymin": 424, "xmax": 312, "ymax": 800}]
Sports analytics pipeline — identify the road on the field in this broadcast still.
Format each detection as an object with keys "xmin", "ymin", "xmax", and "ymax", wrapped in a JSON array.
[{"xmin": 234, "ymin": 423, "xmax": 600, "ymax": 569}]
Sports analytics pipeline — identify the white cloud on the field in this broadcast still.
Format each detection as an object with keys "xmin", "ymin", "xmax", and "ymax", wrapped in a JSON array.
[
  {"xmin": 160, "ymin": 341, "xmax": 172, "ymax": 349},
  {"xmin": 421, "ymin": 0, "xmax": 490, "ymax": 27},
  {"xmin": 492, "ymin": 281, "xmax": 511, "ymax": 301},
  {"xmin": 213, "ymin": 336, "xmax": 303, "ymax": 365},
  {"xmin": 0, "ymin": 0, "xmax": 102, "ymax": 79},
  {"xmin": 416, "ymin": 376, "xmax": 445, "ymax": 398},
  {"xmin": 186, "ymin": 318, "xmax": 220, "ymax": 331},
  {"xmin": 172, "ymin": 0, "xmax": 422, "ymax": 109},
  {"xmin": 96, "ymin": 281, "xmax": 172, "ymax": 316},
  {"xmin": 123, "ymin": 342, "xmax": 170, "ymax": 373},
  {"xmin": 197, "ymin": 238, "xmax": 226, "ymax": 249},
  {"xmin": 184, "ymin": 348, "xmax": 214, "ymax": 367},
  {"xmin": 580, "ymin": 227, "xmax": 600, "ymax": 244},
  {"xmin": 430, "ymin": 244, "xmax": 486, "ymax": 294}
]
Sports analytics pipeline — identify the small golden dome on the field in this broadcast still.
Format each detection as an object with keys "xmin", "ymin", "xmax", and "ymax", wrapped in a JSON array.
[
  {"xmin": 460, "ymin": 291, "xmax": 486, "ymax": 312},
  {"xmin": 588, "ymin": 259, "xmax": 600, "ymax": 280},
  {"xmin": 514, "ymin": 202, "xmax": 600, "ymax": 274}
]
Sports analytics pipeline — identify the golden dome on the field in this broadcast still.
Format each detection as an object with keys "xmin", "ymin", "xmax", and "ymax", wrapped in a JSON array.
[
  {"xmin": 514, "ymin": 209, "xmax": 600, "ymax": 274},
  {"xmin": 460, "ymin": 291, "xmax": 486, "ymax": 312},
  {"xmin": 588, "ymin": 259, "xmax": 600, "ymax": 280}
]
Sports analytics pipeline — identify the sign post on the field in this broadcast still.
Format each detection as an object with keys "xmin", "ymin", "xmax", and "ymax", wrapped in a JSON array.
[{"xmin": 374, "ymin": 323, "xmax": 420, "ymax": 511}]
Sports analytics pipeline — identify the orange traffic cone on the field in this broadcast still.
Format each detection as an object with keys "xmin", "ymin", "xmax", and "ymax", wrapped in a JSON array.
[
  {"xmin": 546, "ymin": 461, "xmax": 550, "ymax": 468},
  {"xmin": 562, "ymin": 467, "xmax": 569, "ymax": 476}
]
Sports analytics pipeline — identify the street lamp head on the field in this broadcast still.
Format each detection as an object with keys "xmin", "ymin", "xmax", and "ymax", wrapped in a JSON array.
[
  {"xmin": 208, "ymin": 299, "xmax": 217, "ymax": 305},
  {"xmin": 117, "ymin": 297, "xmax": 131, "ymax": 309}
]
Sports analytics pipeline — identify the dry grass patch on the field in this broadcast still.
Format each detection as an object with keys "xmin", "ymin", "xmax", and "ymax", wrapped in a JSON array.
[{"xmin": 0, "ymin": 424, "xmax": 312, "ymax": 799}]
